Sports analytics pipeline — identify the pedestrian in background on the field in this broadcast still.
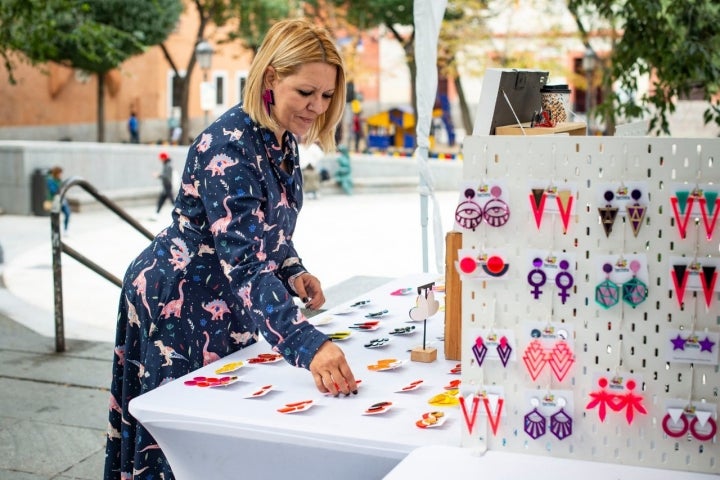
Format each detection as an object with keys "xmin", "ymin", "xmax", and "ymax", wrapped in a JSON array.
[
  {"xmin": 104, "ymin": 19, "xmax": 357, "ymax": 480},
  {"xmin": 46, "ymin": 166, "xmax": 71, "ymax": 233},
  {"xmin": 154, "ymin": 151, "xmax": 174, "ymax": 218},
  {"xmin": 128, "ymin": 111, "xmax": 140, "ymax": 143}
]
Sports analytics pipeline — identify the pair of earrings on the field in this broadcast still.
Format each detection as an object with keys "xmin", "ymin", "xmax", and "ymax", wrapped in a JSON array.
[
  {"xmin": 586, "ymin": 377, "xmax": 647, "ymax": 425},
  {"xmin": 524, "ymin": 405, "xmax": 573, "ymax": 441},
  {"xmin": 595, "ymin": 259, "xmax": 648, "ymax": 309},
  {"xmin": 598, "ymin": 188, "xmax": 647, "ymax": 237},
  {"xmin": 459, "ymin": 392, "xmax": 504, "ymax": 436},
  {"xmin": 671, "ymin": 263, "xmax": 718, "ymax": 308},
  {"xmin": 522, "ymin": 339, "xmax": 575, "ymax": 382},
  {"xmin": 528, "ymin": 258, "xmax": 574, "ymax": 304},
  {"xmin": 455, "ymin": 186, "xmax": 510, "ymax": 230},
  {"xmin": 670, "ymin": 189, "xmax": 719, "ymax": 240},
  {"xmin": 472, "ymin": 335, "xmax": 513, "ymax": 367},
  {"xmin": 662, "ymin": 407, "xmax": 717, "ymax": 442},
  {"xmin": 529, "ymin": 187, "xmax": 574, "ymax": 233}
]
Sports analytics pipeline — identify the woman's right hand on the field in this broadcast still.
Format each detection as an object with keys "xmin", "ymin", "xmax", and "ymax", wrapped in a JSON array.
[{"xmin": 309, "ymin": 340, "xmax": 357, "ymax": 396}]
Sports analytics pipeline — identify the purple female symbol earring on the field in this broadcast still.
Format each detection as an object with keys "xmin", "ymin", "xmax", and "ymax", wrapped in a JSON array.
[
  {"xmin": 555, "ymin": 259, "xmax": 574, "ymax": 304},
  {"xmin": 263, "ymin": 88, "xmax": 275, "ymax": 115}
]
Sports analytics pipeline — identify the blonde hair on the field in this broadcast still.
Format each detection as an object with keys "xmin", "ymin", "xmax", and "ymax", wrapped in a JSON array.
[{"xmin": 244, "ymin": 19, "xmax": 346, "ymax": 152}]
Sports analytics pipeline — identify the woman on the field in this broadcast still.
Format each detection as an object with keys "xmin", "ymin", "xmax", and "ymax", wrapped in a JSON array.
[{"xmin": 104, "ymin": 19, "xmax": 357, "ymax": 479}]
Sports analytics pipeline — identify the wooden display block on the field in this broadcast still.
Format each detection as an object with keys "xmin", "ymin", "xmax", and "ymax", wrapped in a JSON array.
[
  {"xmin": 495, "ymin": 121, "xmax": 586, "ymax": 136},
  {"xmin": 410, "ymin": 346, "xmax": 437, "ymax": 363},
  {"xmin": 444, "ymin": 231, "xmax": 462, "ymax": 361}
]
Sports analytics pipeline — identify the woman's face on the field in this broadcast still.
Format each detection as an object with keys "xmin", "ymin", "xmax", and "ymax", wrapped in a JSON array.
[{"xmin": 267, "ymin": 62, "xmax": 337, "ymax": 138}]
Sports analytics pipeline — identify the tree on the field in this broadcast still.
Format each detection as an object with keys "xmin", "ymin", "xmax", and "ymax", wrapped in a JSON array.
[
  {"xmin": 158, "ymin": 0, "xmax": 294, "ymax": 144},
  {"xmin": 568, "ymin": 0, "xmax": 720, "ymax": 135},
  {"xmin": 0, "ymin": 0, "xmax": 183, "ymax": 142}
]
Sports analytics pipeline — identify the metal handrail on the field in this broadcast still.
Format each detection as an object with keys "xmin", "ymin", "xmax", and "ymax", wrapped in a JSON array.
[{"xmin": 50, "ymin": 176, "xmax": 155, "ymax": 352}]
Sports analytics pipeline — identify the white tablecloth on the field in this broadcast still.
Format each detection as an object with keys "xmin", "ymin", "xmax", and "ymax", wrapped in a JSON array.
[
  {"xmin": 130, "ymin": 273, "xmax": 459, "ymax": 480},
  {"xmin": 384, "ymin": 446, "xmax": 720, "ymax": 479}
]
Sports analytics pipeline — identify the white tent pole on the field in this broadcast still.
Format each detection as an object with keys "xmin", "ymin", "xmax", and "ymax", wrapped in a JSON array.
[{"xmin": 413, "ymin": 0, "xmax": 448, "ymax": 273}]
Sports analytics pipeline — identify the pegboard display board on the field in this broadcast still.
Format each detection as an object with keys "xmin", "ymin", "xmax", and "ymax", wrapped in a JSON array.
[{"xmin": 456, "ymin": 135, "xmax": 719, "ymax": 475}]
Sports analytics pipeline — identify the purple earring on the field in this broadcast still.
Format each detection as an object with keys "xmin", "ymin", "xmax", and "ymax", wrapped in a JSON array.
[
  {"xmin": 455, "ymin": 188, "xmax": 483, "ymax": 230},
  {"xmin": 555, "ymin": 259, "xmax": 574, "ymax": 304},
  {"xmin": 483, "ymin": 185, "xmax": 510, "ymax": 227},
  {"xmin": 528, "ymin": 257, "xmax": 547, "ymax": 299},
  {"xmin": 263, "ymin": 88, "xmax": 275, "ymax": 115}
]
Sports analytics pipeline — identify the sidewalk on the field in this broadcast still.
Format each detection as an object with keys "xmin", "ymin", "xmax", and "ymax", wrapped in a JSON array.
[{"xmin": 0, "ymin": 189, "xmax": 457, "ymax": 479}]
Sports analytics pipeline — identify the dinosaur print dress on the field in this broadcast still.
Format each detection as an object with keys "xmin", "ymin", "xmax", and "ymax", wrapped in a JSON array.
[{"xmin": 104, "ymin": 105, "xmax": 328, "ymax": 479}]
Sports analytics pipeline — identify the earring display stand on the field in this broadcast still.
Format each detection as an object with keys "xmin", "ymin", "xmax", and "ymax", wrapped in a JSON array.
[{"xmin": 456, "ymin": 135, "xmax": 719, "ymax": 475}]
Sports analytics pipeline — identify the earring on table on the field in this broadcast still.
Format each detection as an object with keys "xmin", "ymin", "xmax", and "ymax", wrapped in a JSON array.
[
  {"xmin": 595, "ymin": 262, "xmax": 620, "ymax": 309},
  {"xmin": 528, "ymin": 257, "xmax": 547, "ymax": 300},
  {"xmin": 262, "ymin": 88, "xmax": 275, "ymax": 115},
  {"xmin": 622, "ymin": 259, "xmax": 648, "ymax": 308},
  {"xmin": 598, "ymin": 189, "xmax": 619, "ymax": 237},
  {"xmin": 626, "ymin": 188, "xmax": 647, "ymax": 237},
  {"xmin": 555, "ymin": 259, "xmax": 574, "ymax": 304},
  {"xmin": 455, "ymin": 188, "xmax": 483, "ymax": 230},
  {"xmin": 482, "ymin": 185, "xmax": 510, "ymax": 227}
]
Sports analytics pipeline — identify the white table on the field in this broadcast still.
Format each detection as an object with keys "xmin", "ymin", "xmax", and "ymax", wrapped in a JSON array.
[
  {"xmin": 384, "ymin": 445, "xmax": 720, "ymax": 479},
  {"xmin": 130, "ymin": 273, "xmax": 460, "ymax": 480}
]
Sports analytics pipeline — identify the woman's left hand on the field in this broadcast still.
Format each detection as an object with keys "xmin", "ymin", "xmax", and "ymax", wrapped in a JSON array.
[{"xmin": 293, "ymin": 273, "xmax": 325, "ymax": 310}]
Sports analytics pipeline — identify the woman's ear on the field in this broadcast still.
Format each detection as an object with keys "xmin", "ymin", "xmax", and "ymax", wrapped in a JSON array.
[{"xmin": 263, "ymin": 66, "xmax": 277, "ymax": 89}]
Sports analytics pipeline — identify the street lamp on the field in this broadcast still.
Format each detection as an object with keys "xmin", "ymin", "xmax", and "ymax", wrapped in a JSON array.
[
  {"xmin": 195, "ymin": 40, "xmax": 214, "ymax": 126},
  {"xmin": 582, "ymin": 47, "xmax": 597, "ymax": 134}
]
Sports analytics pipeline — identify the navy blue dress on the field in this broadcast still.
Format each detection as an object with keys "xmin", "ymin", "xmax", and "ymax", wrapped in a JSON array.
[{"xmin": 104, "ymin": 105, "xmax": 328, "ymax": 479}]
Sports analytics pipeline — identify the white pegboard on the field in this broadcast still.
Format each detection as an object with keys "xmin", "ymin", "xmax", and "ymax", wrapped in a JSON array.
[{"xmin": 457, "ymin": 135, "xmax": 719, "ymax": 475}]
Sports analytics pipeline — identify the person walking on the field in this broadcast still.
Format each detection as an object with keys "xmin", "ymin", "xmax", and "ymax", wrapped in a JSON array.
[
  {"xmin": 46, "ymin": 166, "xmax": 71, "ymax": 233},
  {"xmin": 104, "ymin": 19, "xmax": 357, "ymax": 480},
  {"xmin": 128, "ymin": 111, "xmax": 140, "ymax": 143},
  {"xmin": 154, "ymin": 151, "xmax": 174, "ymax": 217}
]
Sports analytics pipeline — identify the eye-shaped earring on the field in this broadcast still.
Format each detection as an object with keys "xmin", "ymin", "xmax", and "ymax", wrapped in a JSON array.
[
  {"xmin": 482, "ymin": 185, "xmax": 510, "ymax": 227},
  {"xmin": 455, "ymin": 188, "xmax": 483, "ymax": 230}
]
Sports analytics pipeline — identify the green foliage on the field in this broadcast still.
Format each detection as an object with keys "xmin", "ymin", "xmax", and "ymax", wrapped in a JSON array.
[
  {"xmin": 0, "ymin": 0, "xmax": 182, "ymax": 75},
  {"xmin": 222, "ymin": 0, "xmax": 294, "ymax": 52},
  {"xmin": 570, "ymin": 0, "xmax": 720, "ymax": 134}
]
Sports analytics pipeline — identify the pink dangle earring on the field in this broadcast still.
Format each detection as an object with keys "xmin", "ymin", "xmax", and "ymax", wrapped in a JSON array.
[{"xmin": 263, "ymin": 88, "xmax": 275, "ymax": 115}]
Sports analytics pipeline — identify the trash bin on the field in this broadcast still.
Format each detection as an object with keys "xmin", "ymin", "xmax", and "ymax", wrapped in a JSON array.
[{"xmin": 31, "ymin": 168, "xmax": 50, "ymax": 216}]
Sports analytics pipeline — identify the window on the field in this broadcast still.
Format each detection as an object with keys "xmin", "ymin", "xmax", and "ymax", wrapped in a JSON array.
[
  {"xmin": 212, "ymin": 72, "xmax": 228, "ymax": 110},
  {"xmin": 166, "ymin": 71, "xmax": 186, "ymax": 117},
  {"xmin": 236, "ymin": 72, "xmax": 248, "ymax": 104}
]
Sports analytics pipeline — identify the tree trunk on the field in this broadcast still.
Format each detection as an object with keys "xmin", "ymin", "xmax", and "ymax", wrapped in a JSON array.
[{"xmin": 97, "ymin": 74, "xmax": 105, "ymax": 142}]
